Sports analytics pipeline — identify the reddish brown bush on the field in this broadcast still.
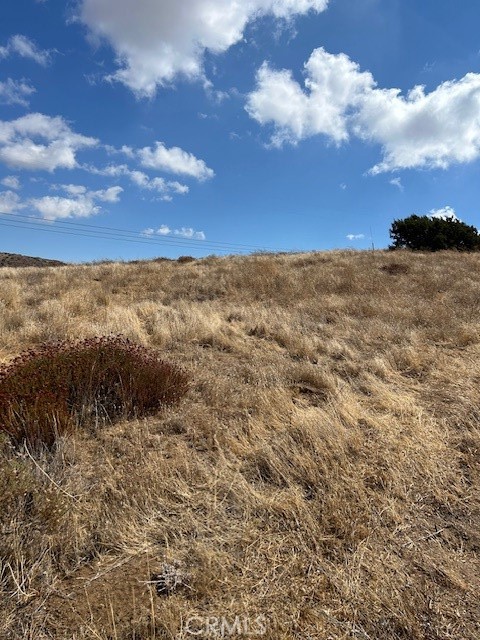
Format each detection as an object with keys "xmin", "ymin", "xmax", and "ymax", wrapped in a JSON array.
[
  {"xmin": 0, "ymin": 336, "xmax": 189, "ymax": 448},
  {"xmin": 380, "ymin": 262, "xmax": 410, "ymax": 275}
]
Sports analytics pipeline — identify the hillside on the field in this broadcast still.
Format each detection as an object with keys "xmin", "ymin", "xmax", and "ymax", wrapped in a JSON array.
[
  {"xmin": 0, "ymin": 250, "xmax": 479, "ymax": 639},
  {"xmin": 0, "ymin": 252, "xmax": 66, "ymax": 268}
]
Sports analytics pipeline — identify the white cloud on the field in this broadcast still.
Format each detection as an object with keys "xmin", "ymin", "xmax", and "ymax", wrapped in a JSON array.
[
  {"xmin": 91, "ymin": 185, "xmax": 123, "ymax": 202},
  {"xmin": 0, "ymin": 113, "xmax": 98, "ymax": 172},
  {"xmin": 60, "ymin": 184, "xmax": 88, "ymax": 196},
  {"xmin": 1, "ymin": 176, "xmax": 20, "ymax": 190},
  {"xmin": 88, "ymin": 164, "xmax": 190, "ymax": 200},
  {"xmin": 246, "ymin": 49, "xmax": 374, "ymax": 146},
  {"xmin": 169, "ymin": 181, "xmax": 190, "ymax": 194},
  {"xmin": 84, "ymin": 163, "xmax": 130, "ymax": 177},
  {"xmin": 30, "ymin": 195, "xmax": 101, "ymax": 220},
  {"xmin": 79, "ymin": 0, "xmax": 329, "ymax": 96},
  {"xmin": 128, "ymin": 169, "xmax": 149, "ymax": 187},
  {"xmin": 428, "ymin": 205, "xmax": 461, "ymax": 222},
  {"xmin": 0, "ymin": 179, "xmax": 123, "ymax": 220},
  {"xmin": 0, "ymin": 190, "xmax": 24, "ymax": 213},
  {"xmin": 142, "ymin": 224, "xmax": 206, "ymax": 240},
  {"xmin": 138, "ymin": 142, "xmax": 214, "ymax": 180},
  {"xmin": 0, "ymin": 35, "xmax": 51, "ymax": 66},
  {"xmin": 346, "ymin": 233, "xmax": 365, "ymax": 241},
  {"xmin": 247, "ymin": 47, "xmax": 480, "ymax": 173},
  {"xmin": 105, "ymin": 143, "xmax": 135, "ymax": 158},
  {"xmin": 174, "ymin": 226, "xmax": 206, "ymax": 240},
  {"xmin": 389, "ymin": 177, "xmax": 404, "ymax": 191},
  {"xmin": 0, "ymin": 78, "xmax": 36, "ymax": 107},
  {"xmin": 85, "ymin": 138, "xmax": 212, "ymax": 191},
  {"xmin": 144, "ymin": 177, "xmax": 184, "ymax": 195},
  {"xmin": 30, "ymin": 183, "xmax": 123, "ymax": 220},
  {"xmin": 357, "ymin": 75, "xmax": 480, "ymax": 174}
]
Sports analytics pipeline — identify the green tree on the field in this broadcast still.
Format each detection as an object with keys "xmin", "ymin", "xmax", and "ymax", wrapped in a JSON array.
[{"xmin": 389, "ymin": 214, "xmax": 480, "ymax": 251}]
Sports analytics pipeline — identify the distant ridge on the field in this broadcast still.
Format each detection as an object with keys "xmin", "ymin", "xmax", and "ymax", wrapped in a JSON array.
[{"xmin": 0, "ymin": 252, "xmax": 66, "ymax": 268}]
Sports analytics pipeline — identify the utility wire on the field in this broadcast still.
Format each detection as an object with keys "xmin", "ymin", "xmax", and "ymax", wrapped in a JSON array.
[
  {"xmin": 0, "ymin": 219, "xmax": 248, "ymax": 253},
  {"xmin": 2, "ymin": 213, "xmax": 281, "ymax": 253},
  {"xmin": 0, "ymin": 215, "xmax": 288, "ymax": 255}
]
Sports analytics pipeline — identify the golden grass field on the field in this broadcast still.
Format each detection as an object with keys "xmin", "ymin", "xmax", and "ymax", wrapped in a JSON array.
[{"xmin": 0, "ymin": 249, "xmax": 479, "ymax": 639}]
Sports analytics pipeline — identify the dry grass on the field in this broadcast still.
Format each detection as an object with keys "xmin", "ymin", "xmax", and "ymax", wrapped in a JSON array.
[{"xmin": 0, "ymin": 249, "xmax": 479, "ymax": 639}]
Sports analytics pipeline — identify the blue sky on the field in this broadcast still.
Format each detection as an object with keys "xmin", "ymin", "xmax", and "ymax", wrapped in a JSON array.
[{"xmin": 0, "ymin": 0, "xmax": 479, "ymax": 261}]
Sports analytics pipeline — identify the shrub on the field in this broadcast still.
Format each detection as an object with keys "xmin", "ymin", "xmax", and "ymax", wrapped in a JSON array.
[
  {"xmin": 380, "ymin": 263, "xmax": 410, "ymax": 275},
  {"xmin": 389, "ymin": 214, "xmax": 480, "ymax": 251},
  {"xmin": 177, "ymin": 256, "xmax": 196, "ymax": 263},
  {"xmin": 0, "ymin": 336, "xmax": 189, "ymax": 448}
]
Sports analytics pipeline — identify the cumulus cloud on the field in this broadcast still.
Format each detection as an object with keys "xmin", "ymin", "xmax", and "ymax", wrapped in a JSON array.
[
  {"xmin": 1, "ymin": 175, "xmax": 20, "ymax": 190},
  {"xmin": 0, "ymin": 113, "xmax": 98, "ymax": 172},
  {"xmin": 138, "ymin": 142, "xmax": 214, "ymax": 180},
  {"xmin": 346, "ymin": 233, "xmax": 365, "ymax": 241},
  {"xmin": 105, "ymin": 144, "xmax": 135, "ymax": 158},
  {"xmin": 143, "ymin": 224, "xmax": 206, "ymax": 240},
  {"xmin": 59, "ymin": 184, "xmax": 88, "ymax": 196},
  {"xmin": 30, "ymin": 183, "xmax": 123, "ymax": 220},
  {"xmin": 84, "ymin": 163, "xmax": 129, "ymax": 178},
  {"xmin": 79, "ymin": 0, "xmax": 329, "ymax": 96},
  {"xmin": 128, "ymin": 169, "xmax": 189, "ymax": 195},
  {"xmin": 357, "ymin": 75, "xmax": 480, "ymax": 174},
  {"xmin": 86, "ymin": 140, "xmax": 213, "ymax": 188},
  {"xmin": 0, "ymin": 190, "xmax": 24, "ymax": 213},
  {"xmin": 168, "ymin": 181, "xmax": 190, "ymax": 195},
  {"xmin": 0, "ymin": 35, "xmax": 51, "ymax": 66},
  {"xmin": 30, "ymin": 194, "xmax": 101, "ymax": 220},
  {"xmin": 247, "ymin": 47, "xmax": 480, "ymax": 173},
  {"xmin": 86, "ymin": 164, "xmax": 190, "ymax": 200},
  {"xmin": 174, "ymin": 226, "xmax": 206, "ymax": 240},
  {"xmin": 0, "ymin": 78, "xmax": 36, "ymax": 107},
  {"xmin": 246, "ymin": 49, "xmax": 374, "ymax": 146},
  {"xmin": 428, "ymin": 205, "xmax": 460, "ymax": 222},
  {"xmin": 90, "ymin": 185, "xmax": 123, "ymax": 202}
]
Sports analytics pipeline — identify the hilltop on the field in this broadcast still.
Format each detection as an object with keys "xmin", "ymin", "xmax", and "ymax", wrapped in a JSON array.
[
  {"xmin": 0, "ymin": 250, "xmax": 479, "ymax": 639},
  {"xmin": 0, "ymin": 251, "xmax": 66, "ymax": 268}
]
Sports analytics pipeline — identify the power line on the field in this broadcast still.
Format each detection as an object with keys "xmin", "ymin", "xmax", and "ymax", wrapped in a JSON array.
[
  {"xmin": 0, "ymin": 215, "xmax": 288, "ymax": 255},
  {"xmin": 2, "ymin": 213, "xmax": 280, "ymax": 253},
  {"xmin": 0, "ymin": 219, "xmax": 248, "ymax": 253}
]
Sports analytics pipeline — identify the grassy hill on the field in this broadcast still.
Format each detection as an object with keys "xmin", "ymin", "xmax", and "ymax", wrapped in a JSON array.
[
  {"xmin": 0, "ymin": 252, "xmax": 67, "ymax": 268},
  {"xmin": 0, "ymin": 250, "xmax": 479, "ymax": 639}
]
